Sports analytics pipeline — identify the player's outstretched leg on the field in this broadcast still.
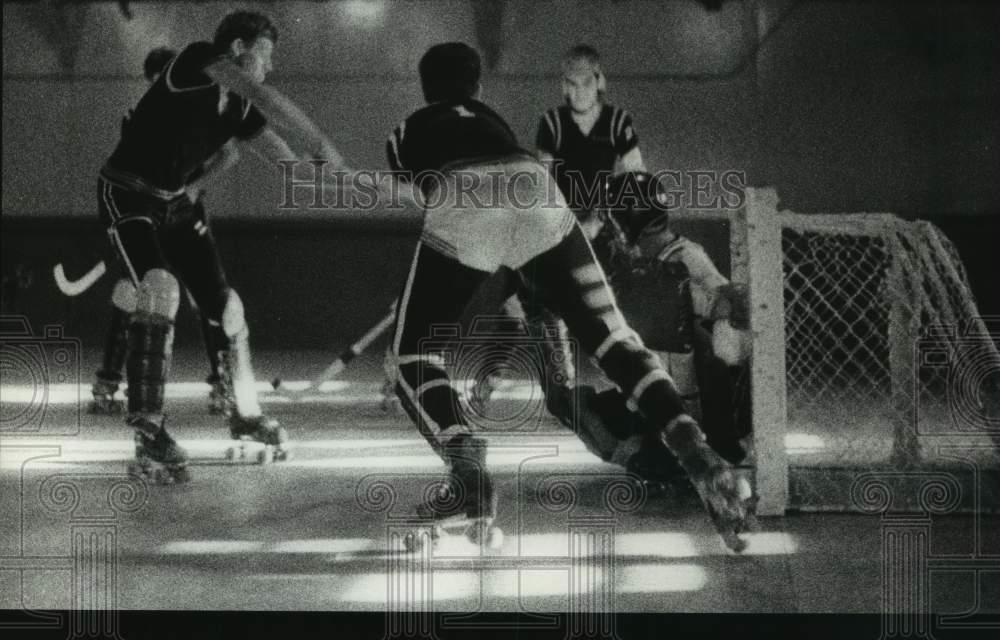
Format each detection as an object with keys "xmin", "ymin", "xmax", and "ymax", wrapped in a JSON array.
[
  {"xmin": 392, "ymin": 242, "xmax": 502, "ymax": 551},
  {"xmin": 124, "ymin": 268, "xmax": 190, "ymax": 484},
  {"xmin": 216, "ymin": 289, "xmax": 288, "ymax": 463},
  {"xmin": 521, "ymin": 224, "xmax": 754, "ymax": 550},
  {"xmin": 90, "ymin": 278, "xmax": 136, "ymax": 414}
]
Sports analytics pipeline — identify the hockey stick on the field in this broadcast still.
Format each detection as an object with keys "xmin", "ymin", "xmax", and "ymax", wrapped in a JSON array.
[
  {"xmin": 53, "ymin": 261, "xmax": 107, "ymax": 297},
  {"xmin": 270, "ymin": 301, "xmax": 398, "ymax": 399}
]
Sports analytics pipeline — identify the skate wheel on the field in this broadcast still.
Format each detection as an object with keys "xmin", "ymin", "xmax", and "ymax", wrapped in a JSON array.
[
  {"xmin": 273, "ymin": 449, "xmax": 290, "ymax": 462},
  {"xmin": 172, "ymin": 467, "xmax": 191, "ymax": 484},
  {"xmin": 153, "ymin": 469, "xmax": 172, "ymax": 485},
  {"xmin": 224, "ymin": 447, "xmax": 237, "ymax": 461},
  {"xmin": 257, "ymin": 448, "xmax": 274, "ymax": 465}
]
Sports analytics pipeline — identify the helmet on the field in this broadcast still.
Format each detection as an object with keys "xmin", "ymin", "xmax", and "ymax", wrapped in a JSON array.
[{"xmin": 599, "ymin": 172, "xmax": 669, "ymax": 245}]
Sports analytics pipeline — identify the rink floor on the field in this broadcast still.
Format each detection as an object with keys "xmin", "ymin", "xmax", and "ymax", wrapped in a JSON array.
[{"xmin": 1, "ymin": 349, "xmax": 998, "ymax": 617}]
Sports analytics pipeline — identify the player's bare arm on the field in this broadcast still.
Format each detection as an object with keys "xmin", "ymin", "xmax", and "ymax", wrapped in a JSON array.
[
  {"xmin": 203, "ymin": 58, "xmax": 346, "ymax": 170},
  {"xmin": 243, "ymin": 126, "xmax": 301, "ymax": 166}
]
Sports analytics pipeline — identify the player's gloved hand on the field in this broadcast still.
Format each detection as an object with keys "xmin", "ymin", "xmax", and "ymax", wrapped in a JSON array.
[{"xmin": 711, "ymin": 283, "xmax": 749, "ymax": 331}]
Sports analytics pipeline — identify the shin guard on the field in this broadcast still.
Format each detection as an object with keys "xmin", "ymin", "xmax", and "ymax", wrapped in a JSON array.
[{"xmin": 125, "ymin": 314, "xmax": 174, "ymax": 416}]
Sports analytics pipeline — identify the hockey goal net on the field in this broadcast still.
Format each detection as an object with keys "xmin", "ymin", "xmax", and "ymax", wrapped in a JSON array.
[{"xmin": 732, "ymin": 188, "xmax": 1000, "ymax": 514}]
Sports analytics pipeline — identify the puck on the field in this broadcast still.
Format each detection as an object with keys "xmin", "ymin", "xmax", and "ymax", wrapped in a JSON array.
[{"xmin": 271, "ymin": 377, "xmax": 281, "ymax": 390}]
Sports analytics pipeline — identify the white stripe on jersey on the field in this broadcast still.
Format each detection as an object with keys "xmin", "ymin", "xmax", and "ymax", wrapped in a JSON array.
[
  {"xmin": 388, "ymin": 123, "xmax": 405, "ymax": 171},
  {"xmin": 544, "ymin": 110, "xmax": 561, "ymax": 151},
  {"xmin": 554, "ymin": 110, "xmax": 562, "ymax": 150},
  {"xmin": 163, "ymin": 53, "xmax": 214, "ymax": 93}
]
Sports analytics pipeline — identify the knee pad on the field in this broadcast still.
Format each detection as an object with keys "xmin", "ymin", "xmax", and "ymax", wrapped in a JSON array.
[
  {"xmin": 136, "ymin": 269, "xmax": 179, "ymax": 320},
  {"xmin": 110, "ymin": 278, "xmax": 137, "ymax": 313},
  {"xmin": 221, "ymin": 289, "xmax": 247, "ymax": 338}
]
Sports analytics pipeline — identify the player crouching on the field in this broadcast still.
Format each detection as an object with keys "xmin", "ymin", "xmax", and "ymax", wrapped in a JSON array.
[{"xmin": 572, "ymin": 172, "xmax": 754, "ymax": 498}]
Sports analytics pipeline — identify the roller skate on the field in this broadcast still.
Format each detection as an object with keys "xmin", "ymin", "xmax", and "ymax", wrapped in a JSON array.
[
  {"xmin": 661, "ymin": 417, "xmax": 757, "ymax": 553},
  {"xmin": 225, "ymin": 413, "xmax": 290, "ymax": 464},
  {"xmin": 89, "ymin": 377, "xmax": 125, "ymax": 415},
  {"xmin": 207, "ymin": 374, "xmax": 233, "ymax": 416},
  {"xmin": 403, "ymin": 434, "xmax": 504, "ymax": 553},
  {"xmin": 126, "ymin": 416, "xmax": 191, "ymax": 485}
]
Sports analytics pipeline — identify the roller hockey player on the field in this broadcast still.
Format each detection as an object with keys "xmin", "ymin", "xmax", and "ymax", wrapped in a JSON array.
[
  {"xmin": 91, "ymin": 47, "xmax": 236, "ymax": 417},
  {"xmin": 574, "ymin": 172, "xmax": 754, "ymax": 496},
  {"xmin": 463, "ymin": 44, "xmax": 647, "ymax": 417},
  {"xmin": 98, "ymin": 11, "xmax": 346, "ymax": 481},
  {"xmin": 387, "ymin": 42, "xmax": 754, "ymax": 552}
]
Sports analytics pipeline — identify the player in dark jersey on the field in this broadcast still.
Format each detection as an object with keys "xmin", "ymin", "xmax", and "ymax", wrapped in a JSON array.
[
  {"xmin": 98, "ymin": 11, "xmax": 346, "ymax": 482},
  {"xmin": 468, "ymin": 45, "xmax": 647, "ymax": 434},
  {"xmin": 90, "ymin": 47, "xmax": 238, "ymax": 417},
  {"xmin": 386, "ymin": 42, "xmax": 754, "ymax": 552},
  {"xmin": 538, "ymin": 44, "xmax": 646, "ymax": 235}
]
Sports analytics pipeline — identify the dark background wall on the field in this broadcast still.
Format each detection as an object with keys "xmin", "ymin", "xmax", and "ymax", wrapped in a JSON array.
[{"xmin": 3, "ymin": 0, "xmax": 999, "ymax": 348}]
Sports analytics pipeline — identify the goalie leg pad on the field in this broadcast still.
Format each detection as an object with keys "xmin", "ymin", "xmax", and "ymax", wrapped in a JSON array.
[
  {"xmin": 126, "ymin": 269, "xmax": 178, "ymax": 416},
  {"xmin": 97, "ymin": 279, "xmax": 138, "ymax": 384}
]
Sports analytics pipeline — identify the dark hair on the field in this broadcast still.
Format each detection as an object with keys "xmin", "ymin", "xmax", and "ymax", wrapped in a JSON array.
[
  {"xmin": 566, "ymin": 44, "xmax": 601, "ymax": 66},
  {"xmin": 419, "ymin": 42, "xmax": 482, "ymax": 103},
  {"xmin": 213, "ymin": 11, "xmax": 278, "ymax": 53},
  {"xmin": 143, "ymin": 47, "xmax": 176, "ymax": 81}
]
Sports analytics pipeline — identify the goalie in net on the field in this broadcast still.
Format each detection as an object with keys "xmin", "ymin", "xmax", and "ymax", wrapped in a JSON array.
[{"xmin": 461, "ymin": 172, "xmax": 755, "ymax": 495}]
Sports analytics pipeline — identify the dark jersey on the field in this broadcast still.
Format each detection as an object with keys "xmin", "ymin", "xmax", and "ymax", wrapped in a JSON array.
[
  {"xmin": 106, "ymin": 41, "xmax": 266, "ymax": 193},
  {"xmin": 386, "ymin": 99, "xmax": 529, "ymax": 197},
  {"xmin": 536, "ymin": 104, "xmax": 639, "ymax": 213},
  {"xmin": 609, "ymin": 254, "xmax": 695, "ymax": 353}
]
